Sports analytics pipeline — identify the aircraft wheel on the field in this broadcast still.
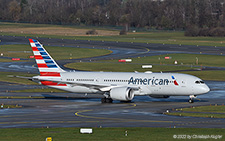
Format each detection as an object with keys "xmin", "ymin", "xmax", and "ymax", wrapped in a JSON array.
[
  {"xmin": 101, "ymin": 98, "xmax": 106, "ymax": 103},
  {"xmin": 101, "ymin": 98, "xmax": 113, "ymax": 103},
  {"xmin": 106, "ymin": 98, "xmax": 113, "ymax": 103},
  {"xmin": 189, "ymin": 99, "xmax": 194, "ymax": 103},
  {"xmin": 120, "ymin": 100, "xmax": 132, "ymax": 103}
]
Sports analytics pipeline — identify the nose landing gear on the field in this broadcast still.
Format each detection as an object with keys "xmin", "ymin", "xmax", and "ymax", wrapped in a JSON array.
[{"xmin": 189, "ymin": 95, "xmax": 196, "ymax": 103}]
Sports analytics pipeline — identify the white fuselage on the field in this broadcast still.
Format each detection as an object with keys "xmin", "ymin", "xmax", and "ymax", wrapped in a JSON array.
[{"xmin": 39, "ymin": 71, "xmax": 210, "ymax": 96}]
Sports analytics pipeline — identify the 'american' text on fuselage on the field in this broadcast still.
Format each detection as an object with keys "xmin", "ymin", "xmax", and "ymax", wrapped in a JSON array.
[{"xmin": 128, "ymin": 77, "xmax": 169, "ymax": 85}]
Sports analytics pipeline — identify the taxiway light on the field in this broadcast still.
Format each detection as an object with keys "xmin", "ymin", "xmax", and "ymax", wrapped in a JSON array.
[
  {"xmin": 165, "ymin": 57, "xmax": 172, "ymax": 59},
  {"xmin": 12, "ymin": 58, "xmax": 20, "ymax": 61},
  {"xmin": 118, "ymin": 59, "xmax": 132, "ymax": 62}
]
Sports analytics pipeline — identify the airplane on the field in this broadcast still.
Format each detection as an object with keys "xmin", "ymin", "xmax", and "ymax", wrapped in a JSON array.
[{"xmin": 28, "ymin": 39, "xmax": 210, "ymax": 103}]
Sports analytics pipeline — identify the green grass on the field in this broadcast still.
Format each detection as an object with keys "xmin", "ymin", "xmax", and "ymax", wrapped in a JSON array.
[
  {"xmin": 0, "ymin": 104, "xmax": 22, "ymax": 109},
  {"xmin": 0, "ymin": 127, "xmax": 224, "ymax": 141},
  {"xmin": 166, "ymin": 105, "xmax": 225, "ymax": 118},
  {"xmin": 130, "ymin": 54, "xmax": 225, "ymax": 68},
  {"xmin": 0, "ymin": 22, "xmax": 58, "ymax": 28},
  {"xmin": 177, "ymin": 105, "xmax": 225, "ymax": 113},
  {"xmin": 0, "ymin": 22, "xmax": 117, "ymax": 30},
  {"xmin": 65, "ymin": 62, "xmax": 196, "ymax": 72},
  {"xmin": 180, "ymin": 71, "xmax": 225, "ymax": 81},
  {"xmin": 1, "ymin": 22, "xmax": 225, "ymax": 47},
  {"xmin": 0, "ymin": 44, "xmax": 111, "ymax": 61},
  {"xmin": 167, "ymin": 112, "xmax": 225, "ymax": 118},
  {"xmin": 66, "ymin": 53, "xmax": 225, "ymax": 71},
  {"xmin": 1, "ymin": 30, "xmax": 225, "ymax": 47},
  {"xmin": 0, "ymin": 72, "xmax": 37, "ymax": 85},
  {"xmin": 0, "ymin": 58, "xmax": 14, "ymax": 62},
  {"xmin": 64, "ymin": 53, "xmax": 225, "ymax": 81},
  {"xmin": 0, "ymin": 44, "xmax": 33, "ymax": 59}
]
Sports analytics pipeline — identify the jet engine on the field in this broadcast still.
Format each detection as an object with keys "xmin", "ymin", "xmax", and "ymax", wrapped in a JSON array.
[
  {"xmin": 110, "ymin": 87, "xmax": 134, "ymax": 101},
  {"xmin": 149, "ymin": 95, "xmax": 170, "ymax": 98}
]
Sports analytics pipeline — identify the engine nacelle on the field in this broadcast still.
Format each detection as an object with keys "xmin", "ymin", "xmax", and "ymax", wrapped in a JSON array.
[
  {"xmin": 110, "ymin": 87, "xmax": 134, "ymax": 101},
  {"xmin": 149, "ymin": 95, "xmax": 170, "ymax": 99}
]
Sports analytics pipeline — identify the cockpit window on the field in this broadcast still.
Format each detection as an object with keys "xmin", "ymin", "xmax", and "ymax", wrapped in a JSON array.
[{"xmin": 195, "ymin": 81, "xmax": 205, "ymax": 84}]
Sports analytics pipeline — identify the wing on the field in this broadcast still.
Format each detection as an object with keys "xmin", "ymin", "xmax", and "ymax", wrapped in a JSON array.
[{"xmin": 37, "ymin": 77, "xmax": 140, "ymax": 92}]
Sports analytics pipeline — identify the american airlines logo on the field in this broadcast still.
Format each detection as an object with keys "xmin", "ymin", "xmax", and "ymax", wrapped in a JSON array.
[
  {"xmin": 172, "ymin": 76, "xmax": 179, "ymax": 86},
  {"xmin": 128, "ymin": 77, "xmax": 169, "ymax": 85}
]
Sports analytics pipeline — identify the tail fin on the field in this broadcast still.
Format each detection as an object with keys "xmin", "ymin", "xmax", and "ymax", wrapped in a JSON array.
[{"xmin": 29, "ymin": 39, "xmax": 65, "ymax": 76}]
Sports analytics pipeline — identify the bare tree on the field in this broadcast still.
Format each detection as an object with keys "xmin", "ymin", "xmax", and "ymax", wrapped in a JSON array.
[{"xmin": 8, "ymin": 0, "xmax": 21, "ymax": 21}]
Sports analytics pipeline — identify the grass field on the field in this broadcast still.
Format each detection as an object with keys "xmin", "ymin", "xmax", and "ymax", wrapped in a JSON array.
[
  {"xmin": 1, "ymin": 53, "xmax": 225, "ymax": 85},
  {"xmin": 64, "ymin": 53, "xmax": 225, "ymax": 81},
  {"xmin": 0, "ymin": 104, "xmax": 22, "ymax": 109},
  {"xmin": 0, "ymin": 58, "xmax": 14, "ymax": 62},
  {"xmin": 179, "ymin": 105, "xmax": 225, "ymax": 113},
  {"xmin": 0, "ymin": 72, "xmax": 37, "ymax": 85},
  {"xmin": 179, "ymin": 70, "xmax": 225, "ymax": 81},
  {"xmin": 0, "ymin": 127, "xmax": 224, "ymax": 141},
  {"xmin": 129, "ymin": 54, "xmax": 225, "ymax": 67},
  {"xmin": 65, "ymin": 62, "xmax": 198, "ymax": 72},
  {"xmin": 1, "ymin": 22, "xmax": 225, "ymax": 47},
  {"xmin": 166, "ymin": 105, "xmax": 225, "ymax": 118},
  {"xmin": 65, "ymin": 53, "xmax": 225, "ymax": 69},
  {"xmin": 0, "ymin": 44, "xmax": 111, "ymax": 61},
  {"xmin": 0, "ymin": 22, "xmax": 119, "ymax": 36}
]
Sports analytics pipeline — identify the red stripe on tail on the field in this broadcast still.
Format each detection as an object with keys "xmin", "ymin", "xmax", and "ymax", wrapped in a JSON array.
[
  {"xmin": 32, "ymin": 47, "xmax": 39, "ymax": 51},
  {"xmin": 35, "ymin": 55, "xmax": 43, "ymax": 59},
  {"xmin": 37, "ymin": 64, "xmax": 48, "ymax": 68},
  {"xmin": 29, "ymin": 39, "xmax": 34, "ymax": 43},
  {"xmin": 40, "ymin": 72, "xmax": 61, "ymax": 77}
]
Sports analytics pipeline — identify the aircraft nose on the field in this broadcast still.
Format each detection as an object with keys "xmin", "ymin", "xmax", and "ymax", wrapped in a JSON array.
[{"xmin": 201, "ymin": 85, "xmax": 210, "ymax": 93}]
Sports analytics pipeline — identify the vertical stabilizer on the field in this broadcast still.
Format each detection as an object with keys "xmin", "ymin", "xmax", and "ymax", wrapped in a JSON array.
[{"xmin": 29, "ymin": 39, "xmax": 65, "ymax": 77}]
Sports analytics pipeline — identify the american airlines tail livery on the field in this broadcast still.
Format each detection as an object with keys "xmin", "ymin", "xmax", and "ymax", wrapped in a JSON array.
[{"xmin": 29, "ymin": 39, "xmax": 210, "ymax": 103}]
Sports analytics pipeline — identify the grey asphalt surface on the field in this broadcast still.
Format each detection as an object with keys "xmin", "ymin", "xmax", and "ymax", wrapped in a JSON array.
[
  {"xmin": 0, "ymin": 88, "xmax": 224, "ymax": 128},
  {"xmin": 0, "ymin": 35, "xmax": 225, "ymax": 128}
]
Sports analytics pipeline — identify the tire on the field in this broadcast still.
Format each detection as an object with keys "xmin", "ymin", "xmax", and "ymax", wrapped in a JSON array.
[
  {"xmin": 101, "ymin": 98, "xmax": 106, "ymax": 103},
  {"xmin": 189, "ymin": 99, "xmax": 194, "ymax": 103},
  {"xmin": 120, "ymin": 100, "xmax": 132, "ymax": 103},
  {"xmin": 105, "ymin": 98, "xmax": 113, "ymax": 103},
  {"xmin": 101, "ymin": 98, "xmax": 113, "ymax": 103}
]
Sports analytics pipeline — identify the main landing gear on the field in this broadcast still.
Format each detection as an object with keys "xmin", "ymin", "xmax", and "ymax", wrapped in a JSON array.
[
  {"xmin": 101, "ymin": 97, "xmax": 113, "ymax": 103},
  {"xmin": 189, "ymin": 95, "xmax": 196, "ymax": 103}
]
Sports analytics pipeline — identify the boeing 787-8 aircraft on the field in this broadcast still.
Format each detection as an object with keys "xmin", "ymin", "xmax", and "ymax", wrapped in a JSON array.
[{"xmin": 28, "ymin": 39, "xmax": 210, "ymax": 103}]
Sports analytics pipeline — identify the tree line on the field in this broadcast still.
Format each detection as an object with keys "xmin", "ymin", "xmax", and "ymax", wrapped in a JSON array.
[{"xmin": 1, "ymin": 0, "xmax": 225, "ymax": 36}]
